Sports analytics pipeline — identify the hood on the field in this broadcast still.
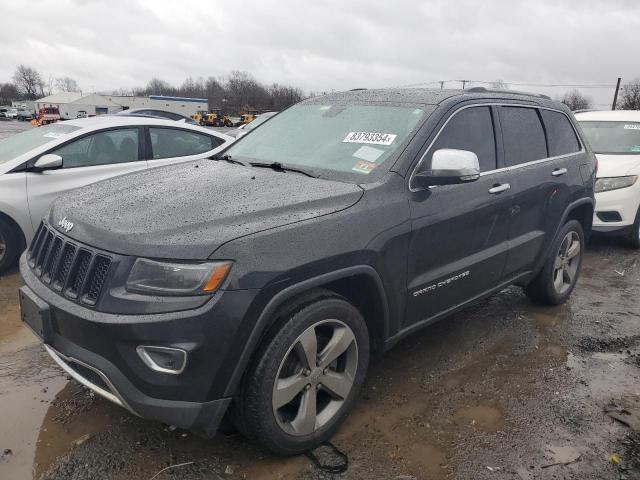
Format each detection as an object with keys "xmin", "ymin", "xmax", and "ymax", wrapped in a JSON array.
[
  {"xmin": 595, "ymin": 153, "xmax": 640, "ymax": 178},
  {"xmin": 49, "ymin": 160, "xmax": 363, "ymax": 259}
]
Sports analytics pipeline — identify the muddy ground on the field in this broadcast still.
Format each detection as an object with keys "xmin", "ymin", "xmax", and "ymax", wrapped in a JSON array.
[
  {"xmin": 1, "ymin": 238, "xmax": 639, "ymax": 480},
  {"xmin": 1, "ymin": 121, "xmax": 640, "ymax": 479}
]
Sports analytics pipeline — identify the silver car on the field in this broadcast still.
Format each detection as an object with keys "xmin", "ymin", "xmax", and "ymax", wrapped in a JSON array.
[{"xmin": 0, "ymin": 116, "xmax": 232, "ymax": 273}]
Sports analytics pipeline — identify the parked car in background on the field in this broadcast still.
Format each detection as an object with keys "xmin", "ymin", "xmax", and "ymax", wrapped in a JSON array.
[
  {"xmin": 3, "ymin": 108, "xmax": 18, "ymax": 119},
  {"xmin": 227, "ymin": 111, "xmax": 277, "ymax": 138},
  {"xmin": 17, "ymin": 109, "xmax": 35, "ymax": 121},
  {"xmin": 19, "ymin": 88, "xmax": 595, "ymax": 454},
  {"xmin": 115, "ymin": 108, "xmax": 198, "ymax": 125},
  {"xmin": 576, "ymin": 110, "xmax": 640, "ymax": 247},
  {"xmin": 0, "ymin": 116, "xmax": 232, "ymax": 272}
]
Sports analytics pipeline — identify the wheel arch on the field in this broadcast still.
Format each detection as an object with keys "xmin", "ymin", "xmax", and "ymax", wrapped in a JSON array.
[
  {"xmin": 223, "ymin": 265, "xmax": 390, "ymax": 397},
  {"xmin": 526, "ymin": 197, "xmax": 593, "ymax": 282},
  {"xmin": 0, "ymin": 210, "xmax": 27, "ymax": 251}
]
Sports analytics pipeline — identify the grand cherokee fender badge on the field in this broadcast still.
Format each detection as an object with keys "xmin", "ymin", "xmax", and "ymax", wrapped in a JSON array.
[
  {"xmin": 413, "ymin": 270, "xmax": 470, "ymax": 297},
  {"xmin": 58, "ymin": 216, "xmax": 74, "ymax": 233}
]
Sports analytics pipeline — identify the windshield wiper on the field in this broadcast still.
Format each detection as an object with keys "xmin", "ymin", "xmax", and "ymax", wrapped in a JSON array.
[
  {"xmin": 214, "ymin": 154, "xmax": 246, "ymax": 166},
  {"xmin": 249, "ymin": 161, "xmax": 318, "ymax": 178}
]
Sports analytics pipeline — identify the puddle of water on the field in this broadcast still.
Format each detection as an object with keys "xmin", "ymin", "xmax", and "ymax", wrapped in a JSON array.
[
  {"xmin": 545, "ymin": 445, "xmax": 581, "ymax": 464},
  {"xmin": 0, "ymin": 272, "xmax": 36, "ymax": 352},
  {"xmin": 33, "ymin": 383, "xmax": 120, "ymax": 477},
  {"xmin": 567, "ymin": 352, "xmax": 640, "ymax": 400},
  {"xmin": 0, "ymin": 360, "xmax": 66, "ymax": 479},
  {"xmin": 238, "ymin": 455, "xmax": 309, "ymax": 480},
  {"xmin": 453, "ymin": 405, "xmax": 504, "ymax": 432}
]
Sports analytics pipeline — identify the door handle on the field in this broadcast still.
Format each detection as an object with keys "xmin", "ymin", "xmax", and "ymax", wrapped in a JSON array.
[
  {"xmin": 552, "ymin": 168, "xmax": 568, "ymax": 176},
  {"xmin": 488, "ymin": 183, "xmax": 511, "ymax": 194}
]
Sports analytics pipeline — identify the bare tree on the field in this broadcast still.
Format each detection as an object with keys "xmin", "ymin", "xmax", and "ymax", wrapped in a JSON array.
[
  {"xmin": 132, "ymin": 72, "xmax": 305, "ymax": 113},
  {"xmin": 12, "ymin": 65, "xmax": 44, "ymax": 99},
  {"xmin": 490, "ymin": 79, "xmax": 508, "ymax": 89},
  {"xmin": 617, "ymin": 79, "xmax": 640, "ymax": 110},
  {"xmin": 560, "ymin": 90, "xmax": 591, "ymax": 111},
  {"xmin": 41, "ymin": 74, "xmax": 54, "ymax": 97},
  {"xmin": 55, "ymin": 76, "xmax": 80, "ymax": 93},
  {"xmin": 143, "ymin": 78, "xmax": 174, "ymax": 96},
  {"xmin": 0, "ymin": 83, "xmax": 20, "ymax": 105}
]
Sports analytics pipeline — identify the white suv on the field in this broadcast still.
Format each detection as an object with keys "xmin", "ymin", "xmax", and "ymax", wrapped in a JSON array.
[{"xmin": 576, "ymin": 110, "xmax": 640, "ymax": 248}]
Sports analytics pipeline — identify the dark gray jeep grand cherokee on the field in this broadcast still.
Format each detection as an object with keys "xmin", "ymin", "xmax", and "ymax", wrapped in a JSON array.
[{"xmin": 19, "ymin": 88, "xmax": 596, "ymax": 454}]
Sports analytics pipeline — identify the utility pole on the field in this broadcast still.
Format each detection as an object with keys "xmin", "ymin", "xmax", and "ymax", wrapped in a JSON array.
[
  {"xmin": 461, "ymin": 80, "xmax": 467, "ymax": 90},
  {"xmin": 439, "ymin": 81, "xmax": 444, "ymax": 89},
  {"xmin": 612, "ymin": 77, "xmax": 621, "ymax": 110}
]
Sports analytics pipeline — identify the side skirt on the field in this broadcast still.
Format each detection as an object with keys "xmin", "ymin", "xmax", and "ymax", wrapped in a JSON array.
[{"xmin": 383, "ymin": 271, "xmax": 531, "ymax": 351}]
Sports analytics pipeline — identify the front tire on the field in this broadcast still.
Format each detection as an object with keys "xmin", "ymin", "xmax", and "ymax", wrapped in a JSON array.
[
  {"xmin": 235, "ymin": 291, "xmax": 369, "ymax": 455},
  {"xmin": 626, "ymin": 207, "xmax": 640, "ymax": 249},
  {"xmin": 0, "ymin": 217, "xmax": 22, "ymax": 274},
  {"xmin": 524, "ymin": 220, "xmax": 584, "ymax": 305}
]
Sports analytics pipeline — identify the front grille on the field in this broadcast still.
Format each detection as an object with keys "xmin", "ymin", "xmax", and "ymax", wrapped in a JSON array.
[{"xmin": 27, "ymin": 222, "xmax": 112, "ymax": 307}]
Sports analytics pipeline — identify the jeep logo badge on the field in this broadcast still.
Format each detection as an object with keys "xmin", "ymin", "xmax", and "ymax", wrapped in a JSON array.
[{"xmin": 58, "ymin": 216, "xmax": 74, "ymax": 233}]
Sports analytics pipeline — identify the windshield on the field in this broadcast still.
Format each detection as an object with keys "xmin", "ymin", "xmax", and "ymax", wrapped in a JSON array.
[
  {"xmin": 225, "ymin": 104, "xmax": 428, "ymax": 180},
  {"xmin": 244, "ymin": 113, "xmax": 276, "ymax": 131},
  {"xmin": 0, "ymin": 123, "xmax": 80, "ymax": 164},
  {"xmin": 579, "ymin": 121, "xmax": 640, "ymax": 154}
]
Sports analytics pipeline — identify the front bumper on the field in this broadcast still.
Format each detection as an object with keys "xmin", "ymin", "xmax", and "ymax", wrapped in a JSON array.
[
  {"xmin": 20, "ymin": 253, "xmax": 259, "ymax": 435},
  {"xmin": 592, "ymin": 182, "xmax": 640, "ymax": 232}
]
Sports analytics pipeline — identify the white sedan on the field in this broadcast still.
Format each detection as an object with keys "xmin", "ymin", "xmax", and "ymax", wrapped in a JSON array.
[
  {"xmin": 576, "ymin": 110, "xmax": 640, "ymax": 248},
  {"xmin": 0, "ymin": 116, "xmax": 232, "ymax": 272}
]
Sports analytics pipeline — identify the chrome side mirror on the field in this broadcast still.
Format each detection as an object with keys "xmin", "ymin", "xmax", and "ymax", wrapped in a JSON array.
[{"xmin": 413, "ymin": 149, "xmax": 480, "ymax": 189}]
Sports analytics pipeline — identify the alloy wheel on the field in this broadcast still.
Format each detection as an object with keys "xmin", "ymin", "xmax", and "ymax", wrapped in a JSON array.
[
  {"xmin": 272, "ymin": 319, "xmax": 358, "ymax": 436},
  {"xmin": 553, "ymin": 230, "xmax": 581, "ymax": 294}
]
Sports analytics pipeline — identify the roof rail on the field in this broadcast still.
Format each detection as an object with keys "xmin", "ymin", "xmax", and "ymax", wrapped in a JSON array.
[
  {"xmin": 466, "ymin": 86, "xmax": 551, "ymax": 100},
  {"xmin": 349, "ymin": 88, "xmax": 368, "ymax": 91}
]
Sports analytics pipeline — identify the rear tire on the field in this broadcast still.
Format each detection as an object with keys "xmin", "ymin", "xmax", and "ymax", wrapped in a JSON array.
[
  {"xmin": 234, "ymin": 290, "xmax": 369, "ymax": 455},
  {"xmin": 524, "ymin": 220, "xmax": 584, "ymax": 305},
  {"xmin": 0, "ymin": 217, "xmax": 22, "ymax": 275},
  {"xmin": 626, "ymin": 207, "xmax": 640, "ymax": 249}
]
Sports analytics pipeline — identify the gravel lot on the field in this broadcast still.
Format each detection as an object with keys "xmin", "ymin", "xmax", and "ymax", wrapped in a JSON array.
[{"xmin": 1, "ymin": 120, "xmax": 639, "ymax": 479}]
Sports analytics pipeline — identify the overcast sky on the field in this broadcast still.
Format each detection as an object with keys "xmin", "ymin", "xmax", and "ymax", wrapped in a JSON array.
[{"xmin": 1, "ymin": 0, "xmax": 639, "ymax": 106}]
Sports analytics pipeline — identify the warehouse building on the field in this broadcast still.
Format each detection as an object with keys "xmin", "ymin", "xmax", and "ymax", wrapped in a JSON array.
[
  {"xmin": 35, "ymin": 92, "xmax": 121, "ymax": 119},
  {"xmin": 34, "ymin": 93, "xmax": 208, "ymax": 119},
  {"xmin": 104, "ymin": 95, "xmax": 208, "ymax": 117}
]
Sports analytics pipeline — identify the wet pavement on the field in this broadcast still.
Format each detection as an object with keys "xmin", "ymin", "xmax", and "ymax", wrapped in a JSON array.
[
  {"xmin": 0, "ymin": 237, "xmax": 638, "ymax": 479},
  {"xmin": 1, "ymin": 119, "xmax": 640, "ymax": 479}
]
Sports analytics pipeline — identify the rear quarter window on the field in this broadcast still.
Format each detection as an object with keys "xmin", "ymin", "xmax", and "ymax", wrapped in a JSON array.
[{"xmin": 541, "ymin": 110, "xmax": 581, "ymax": 156}]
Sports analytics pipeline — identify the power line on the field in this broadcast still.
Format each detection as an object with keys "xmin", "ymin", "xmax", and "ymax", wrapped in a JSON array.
[{"xmin": 393, "ymin": 79, "xmax": 616, "ymax": 89}]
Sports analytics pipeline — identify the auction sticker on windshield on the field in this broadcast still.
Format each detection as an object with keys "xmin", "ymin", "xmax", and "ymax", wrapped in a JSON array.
[
  {"xmin": 343, "ymin": 132, "xmax": 397, "ymax": 145},
  {"xmin": 352, "ymin": 160, "xmax": 377, "ymax": 174}
]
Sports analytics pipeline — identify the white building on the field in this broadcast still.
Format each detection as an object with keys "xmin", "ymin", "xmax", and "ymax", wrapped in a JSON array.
[
  {"xmin": 104, "ymin": 95, "xmax": 208, "ymax": 117},
  {"xmin": 34, "ymin": 93, "xmax": 209, "ymax": 119},
  {"xmin": 35, "ymin": 92, "xmax": 122, "ymax": 119}
]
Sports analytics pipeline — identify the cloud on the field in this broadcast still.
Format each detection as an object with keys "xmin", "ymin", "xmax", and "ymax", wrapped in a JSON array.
[{"xmin": 0, "ymin": 0, "xmax": 638, "ymax": 106}]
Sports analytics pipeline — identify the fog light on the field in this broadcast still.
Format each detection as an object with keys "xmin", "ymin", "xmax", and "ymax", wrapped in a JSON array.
[{"xmin": 136, "ymin": 346, "xmax": 187, "ymax": 375}]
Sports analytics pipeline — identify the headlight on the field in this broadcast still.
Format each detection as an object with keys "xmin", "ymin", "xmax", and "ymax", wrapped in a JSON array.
[
  {"xmin": 126, "ymin": 259, "xmax": 232, "ymax": 296},
  {"xmin": 595, "ymin": 176, "xmax": 638, "ymax": 193}
]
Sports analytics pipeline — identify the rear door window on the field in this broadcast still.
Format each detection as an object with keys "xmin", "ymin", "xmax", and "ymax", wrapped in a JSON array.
[
  {"xmin": 149, "ymin": 128, "xmax": 220, "ymax": 159},
  {"xmin": 430, "ymin": 106, "xmax": 497, "ymax": 172},
  {"xmin": 540, "ymin": 110, "xmax": 581, "ymax": 156},
  {"xmin": 52, "ymin": 128, "xmax": 140, "ymax": 168},
  {"xmin": 500, "ymin": 107, "xmax": 547, "ymax": 166}
]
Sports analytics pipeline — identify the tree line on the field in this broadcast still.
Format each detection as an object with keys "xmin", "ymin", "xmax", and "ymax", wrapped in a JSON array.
[
  {"xmin": 559, "ymin": 82, "xmax": 640, "ymax": 111},
  {"xmin": 128, "ymin": 71, "xmax": 305, "ymax": 113},
  {"xmin": 0, "ymin": 65, "xmax": 305, "ymax": 114},
  {"xmin": 3, "ymin": 64, "xmax": 640, "ymax": 112}
]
